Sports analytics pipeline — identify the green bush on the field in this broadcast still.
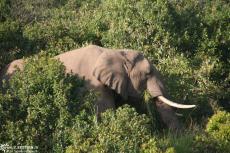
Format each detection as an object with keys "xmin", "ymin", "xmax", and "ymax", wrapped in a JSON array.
[
  {"xmin": 179, "ymin": 111, "xmax": 230, "ymax": 153},
  {"xmin": 0, "ymin": 54, "xmax": 84, "ymax": 152},
  {"xmin": 141, "ymin": 138, "xmax": 160, "ymax": 153},
  {"xmin": 157, "ymin": 132, "xmax": 194, "ymax": 153},
  {"xmin": 67, "ymin": 105, "xmax": 157, "ymax": 153},
  {"xmin": 0, "ymin": 20, "xmax": 23, "ymax": 69},
  {"xmin": 157, "ymin": 129, "xmax": 229, "ymax": 153},
  {"xmin": 206, "ymin": 111, "xmax": 230, "ymax": 151},
  {"xmin": 193, "ymin": 134, "xmax": 224, "ymax": 153}
]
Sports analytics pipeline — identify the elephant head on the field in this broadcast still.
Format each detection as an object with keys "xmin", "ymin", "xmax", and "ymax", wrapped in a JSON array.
[{"xmin": 93, "ymin": 50, "xmax": 196, "ymax": 109}]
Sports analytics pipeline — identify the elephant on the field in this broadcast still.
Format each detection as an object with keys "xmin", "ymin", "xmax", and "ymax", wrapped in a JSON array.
[
  {"xmin": 0, "ymin": 59, "xmax": 24, "ymax": 88},
  {"xmin": 0, "ymin": 45, "xmax": 195, "ymax": 130}
]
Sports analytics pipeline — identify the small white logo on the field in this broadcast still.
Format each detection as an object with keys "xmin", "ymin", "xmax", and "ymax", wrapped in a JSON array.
[
  {"xmin": 0, "ymin": 144, "xmax": 9, "ymax": 152},
  {"xmin": 0, "ymin": 144, "xmax": 38, "ymax": 152}
]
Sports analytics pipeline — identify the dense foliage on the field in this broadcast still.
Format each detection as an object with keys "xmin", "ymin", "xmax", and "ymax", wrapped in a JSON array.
[
  {"xmin": 0, "ymin": 56, "xmax": 84, "ymax": 152},
  {"xmin": 67, "ymin": 105, "xmax": 154, "ymax": 153},
  {"xmin": 0, "ymin": 0, "xmax": 229, "ymax": 152}
]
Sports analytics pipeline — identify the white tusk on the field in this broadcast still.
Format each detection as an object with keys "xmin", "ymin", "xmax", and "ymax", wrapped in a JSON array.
[{"xmin": 158, "ymin": 96, "xmax": 196, "ymax": 109}]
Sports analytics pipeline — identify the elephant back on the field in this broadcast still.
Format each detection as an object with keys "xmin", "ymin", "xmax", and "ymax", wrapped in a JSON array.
[{"xmin": 0, "ymin": 59, "xmax": 24, "ymax": 88}]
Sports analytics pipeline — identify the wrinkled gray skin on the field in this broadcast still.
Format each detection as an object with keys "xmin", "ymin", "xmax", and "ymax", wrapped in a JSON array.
[{"xmin": 0, "ymin": 45, "xmax": 180, "ymax": 130}]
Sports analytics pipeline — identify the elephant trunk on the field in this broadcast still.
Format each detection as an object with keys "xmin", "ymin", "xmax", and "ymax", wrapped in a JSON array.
[{"xmin": 147, "ymin": 76, "xmax": 196, "ymax": 109}]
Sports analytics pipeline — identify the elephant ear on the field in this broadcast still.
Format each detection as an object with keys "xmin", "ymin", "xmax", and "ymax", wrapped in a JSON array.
[{"xmin": 92, "ymin": 51, "xmax": 128, "ymax": 99}]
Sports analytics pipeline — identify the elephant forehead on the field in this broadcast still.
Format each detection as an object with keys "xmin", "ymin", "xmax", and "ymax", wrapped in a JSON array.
[
  {"xmin": 100, "ymin": 61, "xmax": 125, "ymax": 74},
  {"xmin": 120, "ymin": 51, "xmax": 140, "ymax": 61},
  {"xmin": 99, "ymin": 51, "xmax": 124, "ymax": 65}
]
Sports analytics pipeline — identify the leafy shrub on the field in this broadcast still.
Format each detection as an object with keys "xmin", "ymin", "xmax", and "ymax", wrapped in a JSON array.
[
  {"xmin": 193, "ymin": 134, "xmax": 225, "ymax": 153},
  {"xmin": 141, "ymin": 138, "xmax": 160, "ymax": 153},
  {"xmin": 0, "ymin": 54, "xmax": 84, "ymax": 152},
  {"xmin": 23, "ymin": 8, "xmax": 81, "ymax": 56},
  {"xmin": 158, "ymin": 130, "xmax": 229, "ymax": 153},
  {"xmin": 67, "ymin": 105, "xmax": 156, "ymax": 153},
  {"xmin": 0, "ymin": 20, "xmax": 24, "ymax": 69},
  {"xmin": 157, "ymin": 132, "xmax": 194, "ymax": 153},
  {"xmin": 179, "ymin": 111, "xmax": 230, "ymax": 153},
  {"xmin": 206, "ymin": 111, "xmax": 230, "ymax": 151}
]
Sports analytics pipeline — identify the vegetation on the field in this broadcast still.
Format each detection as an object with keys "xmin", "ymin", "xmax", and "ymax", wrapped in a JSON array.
[{"xmin": 0, "ymin": 0, "xmax": 229, "ymax": 152}]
